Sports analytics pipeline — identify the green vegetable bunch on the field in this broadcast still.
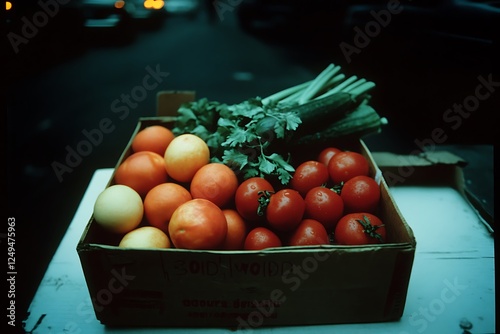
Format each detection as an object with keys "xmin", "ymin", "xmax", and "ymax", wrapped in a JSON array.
[{"xmin": 171, "ymin": 63, "xmax": 386, "ymax": 185}]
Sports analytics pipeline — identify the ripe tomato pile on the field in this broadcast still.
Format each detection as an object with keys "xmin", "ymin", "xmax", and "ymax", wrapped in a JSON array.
[{"xmin": 93, "ymin": 125, "xmax": 387, "ymax": 250}]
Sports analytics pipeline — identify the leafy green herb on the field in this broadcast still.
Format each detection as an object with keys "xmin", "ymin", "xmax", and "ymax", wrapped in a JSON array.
[{"xmin": 173, "ymin": 96, "xmax": 301, "ymax": 184}]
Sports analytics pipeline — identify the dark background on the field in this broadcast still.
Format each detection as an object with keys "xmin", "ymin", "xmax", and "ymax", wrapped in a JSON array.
[{"xmin": 4, "ymin": 0, "xmax": 497, "ymax": 331}]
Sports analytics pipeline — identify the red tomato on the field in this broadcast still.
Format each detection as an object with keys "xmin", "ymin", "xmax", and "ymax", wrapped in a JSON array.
[
  {"xmin": 244, "ymin": 227, "xmax": 282, "ymax": 250},
  {"xmin": 334, "ymin": 213, "xmax": 386, "ymax": 245},
  {"xmin": 328, "ymin": 151, "xmax": 369, "ymax": 184},
  {"xmin": 304, "ymin": 186, "xmax": 344, "ymax": 232},
  {"xmin": 317, "ymin": 147, "xmax": 342, "ymax": 166},
  {"xmin": 235, "ymin": 177, "xmax": 275, "ymax": 222},
  {"xmin": 341, "ymin": 175, "xmax": 380, "ymax": 214},
  {"xmin": 265, "ymin": 189, "xmax": 305, "ymax": 232},
  {"xmin": 290, "ymin": 160, "xmax": 329, "ymax": 197},
  {"xmin": 287, "ymin": 219, "xmax": 330, "ymax": 246},
  {"xmin": 168, "ymin": 199, "xmax": 228, "ymax": 250}
]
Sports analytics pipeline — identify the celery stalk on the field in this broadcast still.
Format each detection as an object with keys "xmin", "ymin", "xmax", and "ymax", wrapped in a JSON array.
[
  {"xmin": 342, "ymin": 79, "xmax": 367, "ymax": 93},
  {"xmin": 278, "ymin": 73, "xmax": 345, "ymax": 105},
  {"xmin": 261, "ymin": 79, "xmax": 313, "ymax": 106},
  {"xmin": 347, "ymin": 81, "xmax": 376, "ymax": 97},
  {"xmin": 314, "ymin": 75, "xmax": 358, "ymax": 99},
  {"xmin": 298, "ymin": 64, "xmax": 340, "ymax": 104}
]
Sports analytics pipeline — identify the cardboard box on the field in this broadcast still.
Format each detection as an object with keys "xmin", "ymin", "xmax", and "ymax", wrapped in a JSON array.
[{"xmin": 76, "ymin": 91, "xmax": 417, "ymax": 328}]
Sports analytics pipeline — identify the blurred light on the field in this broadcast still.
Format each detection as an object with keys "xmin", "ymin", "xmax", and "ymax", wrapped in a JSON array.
[
  {"xmin": 144, "ymin": 0, "xmax": 164, "ymax": 10},
  {"xmin": 114, "ymin": 0, "xmax": 125, "ymax": 9},
  {"xmin": 154, "ymin": 1, "xmax": 164, "ymax": 10},
  {"xmin": 232, "ymin": 72, "xmax": 254, "ymax": 81},
  {"xmin": 6, "ymin": 1, "xmax": 12, "ymax": 10}
]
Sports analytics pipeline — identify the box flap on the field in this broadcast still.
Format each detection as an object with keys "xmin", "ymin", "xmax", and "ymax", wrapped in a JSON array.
[
  {"xmin": 371, "ymin": 151, "xmax": 467, "ymax": 168},
  {"xmin": 156, "ymin": 91, "xmax": 196, "ymax": 117}
]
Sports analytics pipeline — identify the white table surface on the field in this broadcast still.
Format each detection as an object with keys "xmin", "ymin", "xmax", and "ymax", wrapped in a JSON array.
[{"xmin": 23, "ymin": 168, "xmax": 495, "ymax": 334}]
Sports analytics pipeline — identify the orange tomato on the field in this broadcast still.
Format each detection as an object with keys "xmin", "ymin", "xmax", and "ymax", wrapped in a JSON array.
[
  {"xmin": 190, "ymin": 163, "xmax": 239, "ymax": 208},
  {"xmin": 114, "ymin": 151, "xmax": 168, "ymax": 197},
  {"xmin": 221, "ymin": 209, "xmax": 248, "ymax": 250},
  {"xmin": 131, "ymin": 125, "xmax": 175, "ymax": 156},
  {"xmin": 164, "ymin": 134, "xmax": 210, "ymax": 183},
  {"xmin": 169, "ymin": 199, "xmax": 228, "ymax": 250},
  {"xmin": 144, "ymin": 183, "xmax": 192, "ymax": 233}
]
